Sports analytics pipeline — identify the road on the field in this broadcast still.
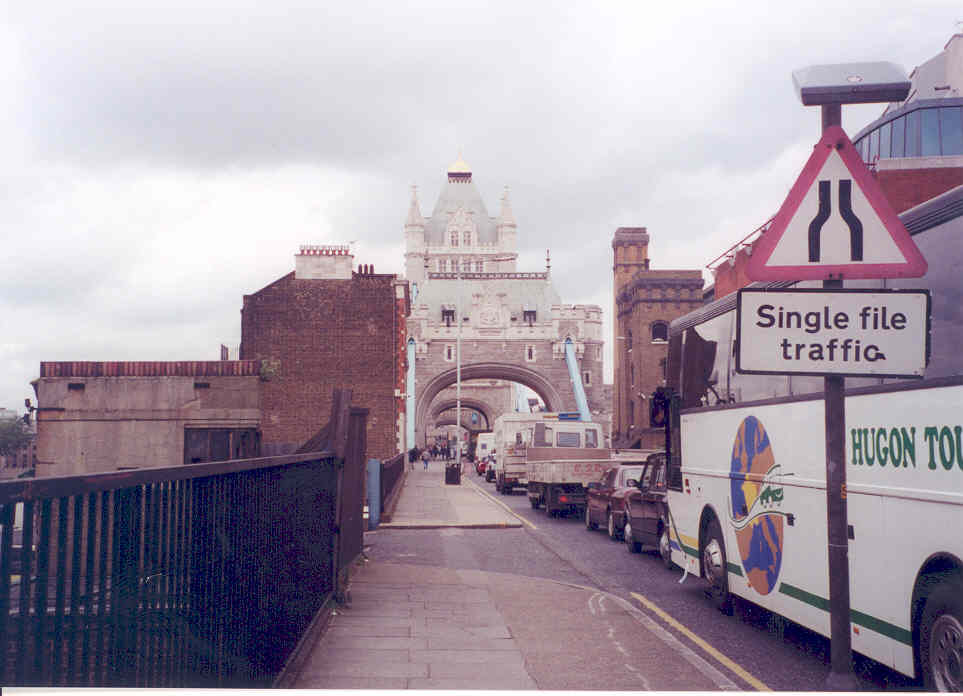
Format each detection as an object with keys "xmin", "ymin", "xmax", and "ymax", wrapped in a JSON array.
[{"xmin": 368, "ymin": 469, "xmax": 919, "ymax": 691}]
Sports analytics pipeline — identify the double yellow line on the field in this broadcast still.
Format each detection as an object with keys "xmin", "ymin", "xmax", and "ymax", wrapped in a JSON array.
[{"xmin": 630, "ymin": 591, "xmax": 770, "ymax": 691}]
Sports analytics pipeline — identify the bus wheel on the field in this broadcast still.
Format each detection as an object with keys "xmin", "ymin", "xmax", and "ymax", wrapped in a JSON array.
[
  {"xmin": 659, "ymin": 524, "xmax": 674, "ymax": 570},
  {"xmin": 702, "ymin": 518, "xmax": 732, "ymax": 615},
  {"xmin": 920, "ymin": 581, "xmax": 963, "ymax": 691}
]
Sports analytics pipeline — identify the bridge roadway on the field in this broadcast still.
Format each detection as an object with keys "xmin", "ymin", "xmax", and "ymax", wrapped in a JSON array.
[{"xmin": 291, "ymin": 462, "xmax": 917, "ymax": 690}]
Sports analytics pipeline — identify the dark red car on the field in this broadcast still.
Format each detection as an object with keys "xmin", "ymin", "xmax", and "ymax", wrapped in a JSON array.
[
  {"xmin": 584, "ymin": 462, "xmax": 646, "ymax": 540},
  {"xmin": 623, "ymin": 452, "xmax": 673, "ymax": 566}
]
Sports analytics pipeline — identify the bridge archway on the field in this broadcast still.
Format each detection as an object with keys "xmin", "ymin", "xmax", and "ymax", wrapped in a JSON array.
[
  {"xmin": 416, "ymin": 362, "xmax": 564, "ymax": 445},
  {"xmin": 430, "ymin": 398, "xmax": 493, "ymax": 431}
]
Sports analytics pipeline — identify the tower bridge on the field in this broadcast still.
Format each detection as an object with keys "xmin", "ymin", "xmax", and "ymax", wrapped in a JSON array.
[{"xmin": 404, "ymin": 156, "xmax": 606, "ymax": 446}]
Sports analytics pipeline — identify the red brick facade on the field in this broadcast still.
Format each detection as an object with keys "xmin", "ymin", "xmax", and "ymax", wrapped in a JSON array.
[
  {"xmin": 240, "ymin": 270, "xmax": 409, "ymax": 460},
  {"xmin": 877, "ymin": 166, "xmax": 963, "ymax": 213}
]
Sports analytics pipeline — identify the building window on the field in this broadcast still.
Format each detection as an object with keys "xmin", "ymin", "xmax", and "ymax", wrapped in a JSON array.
[
  {"xmin": 905, "ymin": 110, "xmax": 921, "ymax": 157},
  {"xmin": 450, "ymin": 230, "xmax": 459, "ymax": 247},
  {"xmin": 891, "ymin": 115, "xmax": 905, "ymax": 158},
  {"xmin": 659, "ymin": 357, "xmax": 667, "ymax": 382},
  {"xmin": 651, "ymin": 321, "xmax": 668, "ymax": 342},
  {"xmin": 461, "ymin": 259, "xmax": 470, "ymax": 273},
  {"xmin": 922, "ymin": 108, "xmax": 941, "ymax": 156},
  {"xmin": 438, "ymin": 259, "xmax": 447, "ymax": 272},
  {"xmin": 474, "ymin": 260, "xmax": 483, "ymax": 272},
  {"xmin": 445, "ymin": 344, "xmax": 455, "ymax": 362},
  {"xmin": 626, "ymin": 330, "xmax": 633, "ymax": 351},
  {"xmin": 463, "ymin": 230, "xmax": 472, "ymax": 247},
  {"xmin": 525, "ymin": 345, "xmax": 536, "ymax": 362},
  {"xmin": 630, "ymin": 363, "xmax": 635, "ymax": 386},
  {"xmin": 628, "ymin": 399, "xmax": 635, "ymax": 426},
  {"xmin": 941, "ymin": 106, "xmax": 963, "ymax": 155},
  {"xmin": 523, "ymin": 309, "xmax": 536, "ymax": 325},
  {"xmin": 583, "ymin": 371, "xmax": 591, "ymax": 385},
  {"xmin": 442, "ymin": 308, "xmax": 455, "ymax": 326}
]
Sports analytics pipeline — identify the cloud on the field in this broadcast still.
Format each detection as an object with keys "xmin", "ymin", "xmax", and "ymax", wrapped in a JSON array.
[{"xmin": 1, "ymin": 0, "xmax": 960, "ymax": 412}]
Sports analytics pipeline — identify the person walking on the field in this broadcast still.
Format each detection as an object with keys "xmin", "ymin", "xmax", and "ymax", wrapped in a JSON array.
[{"xmin": 422, "ymin": 448, "xmax": 430, "ymax": 471}]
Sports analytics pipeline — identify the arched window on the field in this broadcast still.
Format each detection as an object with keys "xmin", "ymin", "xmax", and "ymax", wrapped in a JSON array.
[
  {"xmin": 463, "ymin": 230, "xmax": 472, "ymax": 247},
  {"xmin": 651, "ymin": 321, "xmax": 668, "ymax": 343},
  {"xmin": 626, "ymin": 330, "xmax": 633, "ymax": 351},
  {"xmin": 450, "ymin": 230, "xmax": 459, "ymax": 247}
]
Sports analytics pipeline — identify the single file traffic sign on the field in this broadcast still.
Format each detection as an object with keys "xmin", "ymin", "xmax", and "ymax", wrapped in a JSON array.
[
  {"xmin": 736, "ymin": 288, "xmax": 930, "ymax": 377},
  {"xmin": 746, "ymin": 125, "xmax": 927, "ymax": 281}
]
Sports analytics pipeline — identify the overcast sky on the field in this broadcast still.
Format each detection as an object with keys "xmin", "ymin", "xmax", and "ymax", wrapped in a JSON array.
[{"xmin": 1, "ymin": 1, "xmax": 959, "ymax": 411}]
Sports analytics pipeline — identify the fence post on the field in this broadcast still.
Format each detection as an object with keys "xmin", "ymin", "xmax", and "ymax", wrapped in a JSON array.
[{"xmin": 366, "ymin": 459, "xmax": 381, "ymax": 530}]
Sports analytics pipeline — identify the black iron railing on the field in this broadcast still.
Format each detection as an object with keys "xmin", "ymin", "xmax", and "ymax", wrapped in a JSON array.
[
  {"xmin": 380, "ymin": 452, "xmax": 406, "ymax": 512},
  {"xmin": 0, "ymin": 393, "xmax": 369, "ymax": 688}
]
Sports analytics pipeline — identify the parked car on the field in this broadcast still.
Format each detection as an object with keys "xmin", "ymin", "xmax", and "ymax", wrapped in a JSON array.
[
  {"xmin": 622, "ymin": 452, "xmax": 672, "ymax": 566},
  {"xmin": 584, "ymin": 462, "xmax": 646, "ymax": 540}
]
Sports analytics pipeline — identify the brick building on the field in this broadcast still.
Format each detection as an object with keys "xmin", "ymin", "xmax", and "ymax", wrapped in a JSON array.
[
  {"xmin": 240, "ymin": 246, "xmax": 410, "ymax": 460},
  {"xmin": 612, "ymin": 228, "xmax": 703, "ymax": 449}
]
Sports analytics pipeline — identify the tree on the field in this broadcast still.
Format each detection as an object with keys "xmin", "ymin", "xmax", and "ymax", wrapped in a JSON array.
[{"xmin": 0, "ymin": 418, "xmax": 32, "ymax": 457}]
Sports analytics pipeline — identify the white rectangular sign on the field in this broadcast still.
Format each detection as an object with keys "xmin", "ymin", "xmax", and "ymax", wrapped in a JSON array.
[{"xmin": 736, "ymin": 288, "xmax": 930, "ymax": 377}]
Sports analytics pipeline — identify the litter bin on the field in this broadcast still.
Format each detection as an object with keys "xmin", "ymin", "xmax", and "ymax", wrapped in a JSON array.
[{"xmin": 445, "ymin": 462, "xmax": 461, "ymax": 485}]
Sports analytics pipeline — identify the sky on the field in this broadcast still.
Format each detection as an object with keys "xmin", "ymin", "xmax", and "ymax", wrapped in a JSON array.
[{"xmin": 1, "ymin": 1, "xmax": 959, "ymax": 412}]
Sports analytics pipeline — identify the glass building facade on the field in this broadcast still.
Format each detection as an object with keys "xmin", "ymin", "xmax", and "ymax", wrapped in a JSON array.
[{"xmin": 854, "ymin": 98, "xmax": 963, "ymax": 162}]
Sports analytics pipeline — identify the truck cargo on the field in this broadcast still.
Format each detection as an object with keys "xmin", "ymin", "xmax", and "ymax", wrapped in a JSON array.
[{"xmin": 524, "ymin": 419, "xmax": 611, "ymax": 516}]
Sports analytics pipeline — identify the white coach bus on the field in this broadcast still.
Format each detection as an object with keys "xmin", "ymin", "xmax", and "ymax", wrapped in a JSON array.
[{"xmin": 659, "ymin": 185, "xmax": 963, "ymax": 690}]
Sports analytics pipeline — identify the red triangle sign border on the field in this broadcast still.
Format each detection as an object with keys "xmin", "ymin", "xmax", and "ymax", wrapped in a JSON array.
[{"xmin": 746, "ymin": 125, "xmax": 928, "ymax": 281}]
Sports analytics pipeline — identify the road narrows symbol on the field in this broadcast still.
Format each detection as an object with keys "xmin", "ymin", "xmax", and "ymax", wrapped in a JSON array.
[{"xmin": 807, "ymin": 179, "xmax": 864, "ymax": 263}]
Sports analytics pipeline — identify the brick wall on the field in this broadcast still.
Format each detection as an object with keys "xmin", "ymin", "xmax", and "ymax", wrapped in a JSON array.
[
  {"xmin": 240, "ymin": 271, "xmax": 407, "ymax": 460},
  {"xmin": 614, "ymin": 270, "xmax": 703, "ymax": 445},
  {"xmin": 877, "ymin": 166, "xmax": 963, "ymax": 213}
]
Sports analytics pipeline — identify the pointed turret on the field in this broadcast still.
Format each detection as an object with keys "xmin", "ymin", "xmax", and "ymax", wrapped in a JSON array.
[
  {"xmin": 405, "ymin": 185, "xmax": 428, "ymax": 283},
  {"xmin": 496, "ymin": 185, "xmax": 517, "ymax": 256},
  {"xmin": 406, "ymin": 185, "xmax": 425, "ymax": 226}
]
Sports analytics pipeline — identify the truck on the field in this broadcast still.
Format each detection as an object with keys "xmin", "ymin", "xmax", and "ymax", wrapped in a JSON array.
[
  {"xmin": 525, "ymin": 419, "xmax": 610, "ymax": 516},
  {"xmin": 491, "ymin": 413, "xmax": 538, "ymax": 494}
]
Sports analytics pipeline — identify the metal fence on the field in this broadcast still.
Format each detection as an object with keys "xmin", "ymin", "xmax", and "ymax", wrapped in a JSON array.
[
  {"xmin": 0, "ymin": 394, "xmax": 368, "ymax": 688},
  {"xmin": 380, "ymin": 452, "xmax": 406, "ymax": 512}
]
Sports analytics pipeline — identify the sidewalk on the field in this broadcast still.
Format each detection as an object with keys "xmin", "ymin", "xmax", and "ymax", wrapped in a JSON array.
[
  {"xmin": 290, "ymin": 464, "xmax": 742, "ymax": 690},
  {"xmin": 381, "ymin": 464, "xmax": 522, "ymax": 529}
]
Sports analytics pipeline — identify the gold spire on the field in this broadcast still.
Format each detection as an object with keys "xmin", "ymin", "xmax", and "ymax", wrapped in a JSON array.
[{"xmin": 448, "ymin": 150, "xmax": 471, "ymax": 174}]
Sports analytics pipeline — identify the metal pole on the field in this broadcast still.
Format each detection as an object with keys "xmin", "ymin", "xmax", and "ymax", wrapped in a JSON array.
[
  {"xmin": 821, "ymin": 102, "xmax": 857, "ymax": 691},
  {"xmin": 456, "ymin": 261, "xmax": 461, "ymax": 462}
]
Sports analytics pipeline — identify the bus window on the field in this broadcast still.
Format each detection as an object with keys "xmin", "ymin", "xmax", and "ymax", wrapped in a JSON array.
[
  {"xmin": 556, "ymin": 431, "xmax": 580, "ymax": 447},
  {"xmin": 585, "ymin": 429, "xmax": 598, "ymax": 447}
]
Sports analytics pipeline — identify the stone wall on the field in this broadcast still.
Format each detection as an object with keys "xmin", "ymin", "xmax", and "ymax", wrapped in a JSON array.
[{"xmin": 33, "ymin": 362, "xmax": 260, "ymax": 477}]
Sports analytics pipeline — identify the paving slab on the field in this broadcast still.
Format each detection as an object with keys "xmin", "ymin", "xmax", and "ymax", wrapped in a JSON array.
[{"xmin": 291, "ymin": 465, "xmax": 757, "ymax": 691}]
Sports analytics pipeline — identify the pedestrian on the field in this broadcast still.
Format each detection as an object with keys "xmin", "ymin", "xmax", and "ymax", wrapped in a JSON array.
[{"xmin": 422, "ymin": 449, "xmax": 430, "ymax": 471}]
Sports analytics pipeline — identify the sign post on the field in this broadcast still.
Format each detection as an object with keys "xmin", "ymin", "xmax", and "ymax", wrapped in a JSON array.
[{"xmin": 743, "ymin": 62, "xmax": 925, "ymax": 690}]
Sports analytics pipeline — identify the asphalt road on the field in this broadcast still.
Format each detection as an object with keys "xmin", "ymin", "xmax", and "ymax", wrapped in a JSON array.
[{"xmin": 368, "ymin": 471, "xmax": 919, "ymax": 691}]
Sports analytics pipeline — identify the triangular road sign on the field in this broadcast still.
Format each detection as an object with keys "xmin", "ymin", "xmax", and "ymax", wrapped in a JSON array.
[{"xmin": 747, "ymin": 125, "xmax": 927, "ymax": 281}]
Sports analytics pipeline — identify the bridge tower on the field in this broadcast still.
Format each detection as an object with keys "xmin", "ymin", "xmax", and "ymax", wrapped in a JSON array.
[{"xmin": 405, "ymin": 156, "xmax": 606, "ymax": 446}]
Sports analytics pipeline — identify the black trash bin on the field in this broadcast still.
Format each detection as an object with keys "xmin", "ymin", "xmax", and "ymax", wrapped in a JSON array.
[{"xmin": 445, "ymin": 462, "xmax": 461, "ymax": 485}]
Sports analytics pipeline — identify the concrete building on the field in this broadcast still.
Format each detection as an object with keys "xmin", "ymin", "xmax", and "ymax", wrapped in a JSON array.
[
  {"xmin": 240, "ymin": 246, "xmax": 410, "ymax": 460},
  {"xmin": 405, "ymin": 156, "xmax": 605, "ymax": 446},
  {"xmin": 32, "ymin": 361, "xmax": 260, "ymax": 477},
  {"xmin": 611, "ymin": 227, "xmax": 703, "ymax": 449}
]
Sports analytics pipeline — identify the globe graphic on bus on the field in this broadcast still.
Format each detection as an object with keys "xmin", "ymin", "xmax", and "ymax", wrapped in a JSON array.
[{"xmin": 730, "ymin": 416, "xmax": 783, "ymax": 596}]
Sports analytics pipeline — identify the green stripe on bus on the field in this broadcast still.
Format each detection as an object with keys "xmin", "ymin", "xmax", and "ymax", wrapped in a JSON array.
[
  {"xmin": 727, "ymin": 562, "xmax": 743, "ymax": 576},
  {"xmin": 778, "ymin": 582, "xmax": 912, "ymax": 646}
]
